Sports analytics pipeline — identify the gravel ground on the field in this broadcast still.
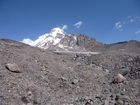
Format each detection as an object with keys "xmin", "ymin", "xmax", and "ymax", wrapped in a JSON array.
[{"xmin": 0, "ymin": 39, "xmax": 140, "ymax": 105}]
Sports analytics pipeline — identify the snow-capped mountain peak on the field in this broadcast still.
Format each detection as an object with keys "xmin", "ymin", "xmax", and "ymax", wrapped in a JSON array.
[
  {"xmin": 50, "ymin": 27, "xmax": 65, "ymax": 37},
  {"xmin": 22, "ymin": 27, "xmax": 103, "ymax": 51},
  {"xmin": 31, "ymin": 27, "xmax": 66, "ymax": 49}
]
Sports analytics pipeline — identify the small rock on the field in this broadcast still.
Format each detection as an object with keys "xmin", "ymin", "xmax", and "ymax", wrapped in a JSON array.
[
  {"xmin": 71, "ymin": 79, "xmax": 79, "ymax": 84},
  {"xmin": 113, "ymin": 74, "xmax": 126, "ymax": 83},
  {"xmin": 5, "ymin": 63, "xmax": 21, "ymax": 73},
  {"xmin": 21, "ymin": 91, "xmax": 33, "ymax": 104},
  {"xmin": 115, "ymin": 95, "xmax": 124, "ymax": 105},
  {"xmin": 105, "ymin": 69, "xmax": 109, "ymax": 73},
  {"xmin": 127, "ymin": 57, "xmax": 133, "ymax": 62},
  {"xmin": 118, "ymin": 68, "xmax": 130, "ymax": 76},
  {"xmin": 85, "ymin": 99, "xmax": 94, "ymax": 105},
  {"xmin": 27, "ymin": 103, "xmax": 33, "ymax": 105},
  {"xmin": 104, "ymin": 100, "xmax": 109, "ymax": 105}
]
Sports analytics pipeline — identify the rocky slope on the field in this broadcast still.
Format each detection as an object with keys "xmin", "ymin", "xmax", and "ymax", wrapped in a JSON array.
[{"xmin": 0, "ymin": 38, "xmax": 140, "ymax": 105}]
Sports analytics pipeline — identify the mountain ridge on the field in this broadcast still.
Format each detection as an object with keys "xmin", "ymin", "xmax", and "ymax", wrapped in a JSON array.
[{"xmin": 22, "ymin": 28, "xmax": 104, "ymax": 51}]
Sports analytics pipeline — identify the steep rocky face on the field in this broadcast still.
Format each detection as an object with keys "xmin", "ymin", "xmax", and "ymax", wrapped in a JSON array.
[
  {"xmin": 58, "ymin": 34, "xmax": 104, "ymax": 51},
  {"xmin": 76, "ymin": 34, "xmax": 103, "ymax": 51},
  {"xmin": 59, "ymin": 34, "xmax": 78, "ymax": 48}
]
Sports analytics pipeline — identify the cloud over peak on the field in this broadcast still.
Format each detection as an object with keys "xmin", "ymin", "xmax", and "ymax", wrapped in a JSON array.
[
  {"xmin": 73, "ymin": 21, "xmax": 83, "ymax": 28},
  {"xmin": 62, "ymin": 25, "xmax": 68, "ymax": 30}
]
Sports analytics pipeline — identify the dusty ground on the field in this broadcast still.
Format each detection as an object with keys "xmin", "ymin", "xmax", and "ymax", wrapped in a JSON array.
[{"xmin": 0, "ymin": 39, "xmax": 140, "ymax": 105}]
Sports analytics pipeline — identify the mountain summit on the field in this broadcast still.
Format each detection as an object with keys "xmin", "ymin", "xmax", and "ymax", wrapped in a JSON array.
[
  {"xmin": 30, "ymin": 27, "xmax": 66, "ymax": 49},
  {"xmin": 22, "ymin": 28, "xmax": 103, "ymax": 51}
]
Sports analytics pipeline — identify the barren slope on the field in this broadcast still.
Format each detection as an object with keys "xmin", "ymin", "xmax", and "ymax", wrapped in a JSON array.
[{"xmin": 0, "ymin": 39, "xmax": 140, "ymax": 105}]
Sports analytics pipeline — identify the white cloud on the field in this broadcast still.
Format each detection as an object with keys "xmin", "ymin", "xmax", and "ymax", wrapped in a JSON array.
[
  {"xmin": 22, "ymin": 38, "xmax": 34, "ymax": 45},
  {"xmin": 114, "ymin": 16, "xmax": 140, "ymax": 32},
  {"xmin": 62, "ymin": 25, "xmax": 68, "ymax": 30},
  {"xmin": 73, "ymin": 21, "xmax": 83, "ymax": 28},
  {"xmin": 135, "ymin": 30, "xmax": 140, "ymax": 34},
  {"xmin": 127, "ymin": 16, "xmax": 140, "ymax": 23},
  {"xmin": 130, "ymin": 19, "xmax": 135, "ymax": 23},
  {"xmin": 114, "ymin": 22, "xmax": 123, "ymax": 30}
]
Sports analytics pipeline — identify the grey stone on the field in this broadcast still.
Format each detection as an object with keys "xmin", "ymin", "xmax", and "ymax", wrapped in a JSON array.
[{"xmin": 5, "ymin": 63, "xmax": 21, "ymax": 73}]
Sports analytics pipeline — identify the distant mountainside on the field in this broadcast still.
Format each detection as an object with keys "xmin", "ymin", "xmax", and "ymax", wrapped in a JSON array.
[
  {"xmin": 101, "ymin": 40, "xmax": 140, "ymax": 54},
  {"xmin": 22, "ymin": 28, "xmax": 140, "ymax": 54},
  {"xmin": 23, "ymin": 28, "xmax": 104, "ymax": 51}
]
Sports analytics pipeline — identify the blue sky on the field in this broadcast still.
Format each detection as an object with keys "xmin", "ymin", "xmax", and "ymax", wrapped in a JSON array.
[{"xmin": 0, "ymin": 0, "xmax": 140, "ymax": 43}]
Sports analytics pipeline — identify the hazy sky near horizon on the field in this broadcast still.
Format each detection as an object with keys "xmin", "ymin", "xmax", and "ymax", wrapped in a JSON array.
[{"xmin": 0, "ymin": 0, "xmax": 140, "ymax": 43}]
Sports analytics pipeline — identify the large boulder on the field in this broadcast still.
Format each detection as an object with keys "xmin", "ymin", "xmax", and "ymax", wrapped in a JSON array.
[
  {"xmin": 113, "ymin": 74, "xmax": 126, "ymax": 83},
  {"xmin": 5, "ymin": 63, "xmax": 21, "ymax": 73}
]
